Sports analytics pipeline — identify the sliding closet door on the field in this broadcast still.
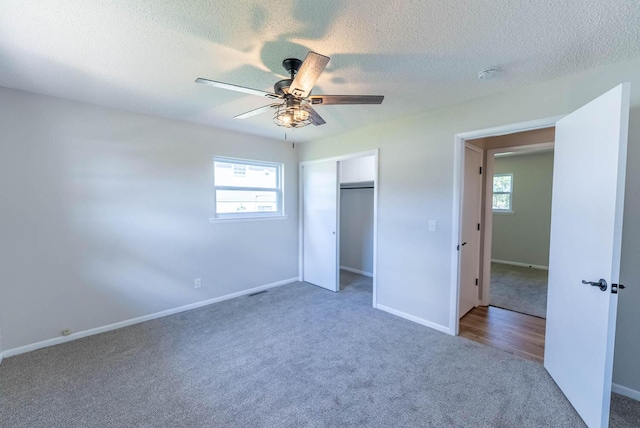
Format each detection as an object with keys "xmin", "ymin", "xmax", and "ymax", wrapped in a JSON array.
[{"xmin": 302, "ymin": 160, "xmax": 339, "ymax": 292}]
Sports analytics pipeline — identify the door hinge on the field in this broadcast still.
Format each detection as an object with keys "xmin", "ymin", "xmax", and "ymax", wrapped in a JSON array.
[
  {"xmin": 479, "ymin": 166, "xmax": 483, "ymax": 174},
  {"xmin": 477, "ymin": 223, "xmax": 480, "ymax": 231},
  {"xmin": 475, "ymin": 278, "xmax": 478, "ymax": 286}
]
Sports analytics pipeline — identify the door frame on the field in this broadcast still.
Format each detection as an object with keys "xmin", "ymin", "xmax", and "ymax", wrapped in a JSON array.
[
  {"xmin": 450, "ymin": 116, "xmax": 564, "ymax": 334},
  {"xmin": 480, "ymin": 142, "xmax": 555, "ymax": 306},
  {"xmin": 299, "ymin": 149, "xmax": 379, "ymax": 306}
]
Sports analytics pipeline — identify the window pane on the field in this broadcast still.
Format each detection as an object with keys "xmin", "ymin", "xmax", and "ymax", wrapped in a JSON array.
[
  {"xmin": 214, "ymin": 161, "xmax": 277, "ymax": 188},
  {"xmin": 493, "ymin": 193, "xmax": 511, "ymax": 210},
  {"xmin": 493, "ymin": 175, "xmax": 512, "ymax": 192},
  {"xmin": 216, "ymin": 190, "xmax": 278, "ymax": 214}
]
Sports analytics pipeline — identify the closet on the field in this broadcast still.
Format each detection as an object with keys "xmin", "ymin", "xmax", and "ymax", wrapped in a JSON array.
[{"xmin": 339, "ymin": 155, "xmax": 375, "ymax": 277}]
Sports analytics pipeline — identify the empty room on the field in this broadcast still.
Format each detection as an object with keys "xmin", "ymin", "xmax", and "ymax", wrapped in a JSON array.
[{"xmin": 1, "ymin": 2, "xmax": 640, "ymax": 427}]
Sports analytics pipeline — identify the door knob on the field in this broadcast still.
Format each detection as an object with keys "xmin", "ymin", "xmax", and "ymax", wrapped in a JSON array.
[{"xmin": 582, "ymin": 279, "xmax": 608, "ymax": 292}]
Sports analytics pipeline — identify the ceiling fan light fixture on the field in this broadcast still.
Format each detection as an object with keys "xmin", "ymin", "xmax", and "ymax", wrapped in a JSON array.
[{"xmin": 274, "ymin": 104, "xmax": 313, "ymax": 128}]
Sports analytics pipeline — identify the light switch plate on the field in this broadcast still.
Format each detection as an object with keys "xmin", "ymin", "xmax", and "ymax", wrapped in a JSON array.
[{"xmin": 428, "ymin": 220, "xmax": 437, "ymax": 232}]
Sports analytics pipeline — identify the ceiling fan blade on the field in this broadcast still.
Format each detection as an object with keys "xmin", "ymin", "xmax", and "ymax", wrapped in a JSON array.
[
  {"xmin": 234, "ymin": 104, "xmax": 280, "ymax": 119},
  {"xmin": 307, "ymin": 106, "xmax": 326, "ymax": 126},
  {"xmin": 309, "ymin": 95, "xmax": 384, "ymax": 105},
  {"xmin": 195, "ymin": 78, "xmax": 280, "ymax": 99},
  {"xmin": 288, "ymin": 52, "xmax": 330, "ymax": 99}
]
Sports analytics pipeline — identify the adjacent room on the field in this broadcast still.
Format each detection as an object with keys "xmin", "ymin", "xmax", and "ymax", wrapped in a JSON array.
[
  {"xmin": 1, "ymin": 1, "xmax": 640, "ymax": 427},
  {"xmin": 490, "ymin": 148, "xmax": 554, "ymax": 319}
]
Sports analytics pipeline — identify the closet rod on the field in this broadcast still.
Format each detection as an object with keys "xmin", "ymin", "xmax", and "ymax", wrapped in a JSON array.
[{"xmin": 341, "ymin": 186, "xmax": 374, "ymax": 190}]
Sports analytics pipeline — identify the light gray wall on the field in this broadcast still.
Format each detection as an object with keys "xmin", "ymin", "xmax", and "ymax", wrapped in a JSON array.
[
  {"xmin": 298, "ymin": 56, "xmax": 640, "ymax": 394},
  {"xmin": 491, "ymin": 151, "xmax": 554, "ymax": 267},
  {"xmin": 340, "ymin": 188, "xmax": 374, "ymax": 274},
  {"xmin": 0, "ymin": 87, "xmax": 298, "ymax": 352}
]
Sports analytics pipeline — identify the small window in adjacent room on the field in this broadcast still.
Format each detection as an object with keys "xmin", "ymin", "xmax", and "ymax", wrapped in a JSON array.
[
  {"xmin": 213, "ymin": 157, "xmax": 284, "ymax": 219},
  {"xmin": 493, "ymin": 173, "xmax": 513, "ymax": 212}
]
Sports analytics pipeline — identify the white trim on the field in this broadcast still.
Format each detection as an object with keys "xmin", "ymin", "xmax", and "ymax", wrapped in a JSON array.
[
  {"xmin": 451, "ymin": 116, "xmax": 562, "ymax": 334},
  {"xmin": 298, "ymin": 149, "xmax": 379, "ymax": 167},
  {"xmin": 0, "ymin": 352, "xmax": 3, "ymax": 365},
  {"xmin": 340, "ymin": 266, "xmax": 373, "ymax": 277},
  {"xmin": 376, "ymin": 304, "xmax": 451, "ymax": 335},
  {"xmin": 456, "ymin": 116, "xmax": 565, "ymax": 140},
  {"xmin": 612, "ymin": 383, "xmax": 640, "ymax": 401},
  {"xmin": 449, "ymin": 134, "xmax": 464, "ymax": 336},
  {"xmin": 491, "ymin": 259, "xmax": 549, "ymax": 270},
  {"xmin": 2, "ymin": 277, "xmax": 298, "ymax": 359},
  {"xmin": 298, "ymin": 161, "xmax": 304, "ymax": 282},
  {"xmin": 209, "ymin": 215, "xmax": 287, "ymax": 224},
  {"xmin": 372, "ymin": 150, "xmax": 379, "ymax": 307}
]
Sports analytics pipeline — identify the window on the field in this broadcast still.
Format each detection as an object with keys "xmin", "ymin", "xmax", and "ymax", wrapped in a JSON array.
[
  {"xmin": 492, "ymin": 173, "xmax": 513, "ymax": 212},
  {"xmin": 213, "ymin": 157, "xmax": 284, "ymax": 219}
]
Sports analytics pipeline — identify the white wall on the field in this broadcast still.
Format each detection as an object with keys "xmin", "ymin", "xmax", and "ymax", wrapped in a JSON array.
[
  {"xmin": 298, "ymin": 55, "xmax": 640, "ymax": 394},
  {"xmin": 340, "ymin": 187, "xmax": 374, "ymax": 275},
  {"xmin": 0, "ymin": 87, "xmax": 298, "ymax": 352},
  {"xmin": 492, "ymin": 151, "xmax": 554, "ymax": 267}
]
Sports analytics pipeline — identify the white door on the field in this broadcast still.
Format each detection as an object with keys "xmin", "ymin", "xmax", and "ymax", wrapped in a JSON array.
[
  {"xmin": 302, "ymin": 160, "xmax": 339, "ymax": 292},
  {"xmin": 459, "ymin": 146, "xmax": 483, "ymax": 317},
  {"xmin": 545, "ymin": 83, "xmax": 630, "ymax": 428}
]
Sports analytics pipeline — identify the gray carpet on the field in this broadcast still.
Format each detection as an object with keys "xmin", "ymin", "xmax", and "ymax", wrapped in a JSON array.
[
  {"xmin": 490, "ymin": 262, "xmax": 548, "ymax": 318},
  {"xmin": 1, "ymin": 272, "xmax": 638, "ymax": 427}
]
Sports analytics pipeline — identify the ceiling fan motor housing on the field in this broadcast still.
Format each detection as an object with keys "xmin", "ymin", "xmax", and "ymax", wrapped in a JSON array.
[{"xmin": 274, "ymin": 79, "xmax": 293, "ymax": 96}]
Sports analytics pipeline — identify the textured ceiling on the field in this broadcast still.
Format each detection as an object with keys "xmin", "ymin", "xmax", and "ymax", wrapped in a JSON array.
[{"xmin": 1, "ymin": 1, "xmax": 640, "ymax": 142}]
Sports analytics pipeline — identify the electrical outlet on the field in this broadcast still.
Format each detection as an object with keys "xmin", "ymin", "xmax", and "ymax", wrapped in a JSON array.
[
  {"xmin": 61, "ymin": 328, "xmax": 72, "ymax": 336},
  {"xmin": 194, "ymin": 278, "xmax": 202, "ymax": 289}
]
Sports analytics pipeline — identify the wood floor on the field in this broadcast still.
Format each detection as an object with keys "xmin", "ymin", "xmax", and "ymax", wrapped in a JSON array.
[{"xmin": 459, "ymin": 306, "xmax": 546, "ymax": 363}]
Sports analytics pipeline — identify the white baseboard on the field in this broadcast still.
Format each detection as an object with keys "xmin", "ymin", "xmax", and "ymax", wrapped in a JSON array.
[
  {"xmin": 612, "ymin": 382, "xmax": 640, "ymax": 401},
  {"xmin": 491, "ymin": 259, "xmax": 548, "ymax": 270},
  {"xmin": 340, "ymin": 266, "xmax": 373, "ymax": 277},
  {"xmin": 375, "ymin": 304, "xmax": 451, "ymax": 335},
  {"xmin": 2, "ymin": 277, "xmax": 298, "ymax": 359},
  {"xmin": 0, "ymin": 352, "xmax": 3, "ymax": 366}
]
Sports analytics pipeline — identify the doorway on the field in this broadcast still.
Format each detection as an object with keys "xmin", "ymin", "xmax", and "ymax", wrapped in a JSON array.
[
  {"xmin": 299, "ymin": 150, "xmax": 379, "ymax": 305},
  {"xmin": 459, "ymin": 130, "xmax": 555, "ymax": 363},
  {"xmin": 460, "ymin": 127, "xmax": 555, "ymax": 354},
  {"xmin": 452, "ymin": 83, "xmax": 631, "ymax": 428},
  {"xmin": 487, "ymin": 147, "xmax": 554, "ymax": 319},
  {"xmin": 457, "ymin": 128, "xmax": 556, "ymax": 360},
  {"xmin": 339, "ymin": 157, "xmax": 375, "ymax": 290}
]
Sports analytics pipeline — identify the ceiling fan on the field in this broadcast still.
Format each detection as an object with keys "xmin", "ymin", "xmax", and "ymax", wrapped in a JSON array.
[{"xmin": 195, "ymin": 51, "xmax": 384, "ymax": 129}]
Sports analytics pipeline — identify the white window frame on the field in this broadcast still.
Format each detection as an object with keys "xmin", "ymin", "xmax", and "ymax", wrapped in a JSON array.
[
  {"xmin": 492, "ymin": 173, "xmax": 514, "ymax": 213},
  {"xmin": 212, "ymin": 156, "xmax": 285, "ymax": 221}
]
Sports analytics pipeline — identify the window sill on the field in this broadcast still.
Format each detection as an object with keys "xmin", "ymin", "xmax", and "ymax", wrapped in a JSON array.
[
  {"xmin": 209, "ymin": 215, "xmax": 288, "ymax": 224},
  {"xmin": 493, "ymin": 210, "xmax": 515, "ymax": 215}
]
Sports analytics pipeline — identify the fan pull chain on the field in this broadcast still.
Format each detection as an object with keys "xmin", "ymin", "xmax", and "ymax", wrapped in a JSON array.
[{"xmin": 285, "ymin": 131, "xmax": 295, "ymax": 148}]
